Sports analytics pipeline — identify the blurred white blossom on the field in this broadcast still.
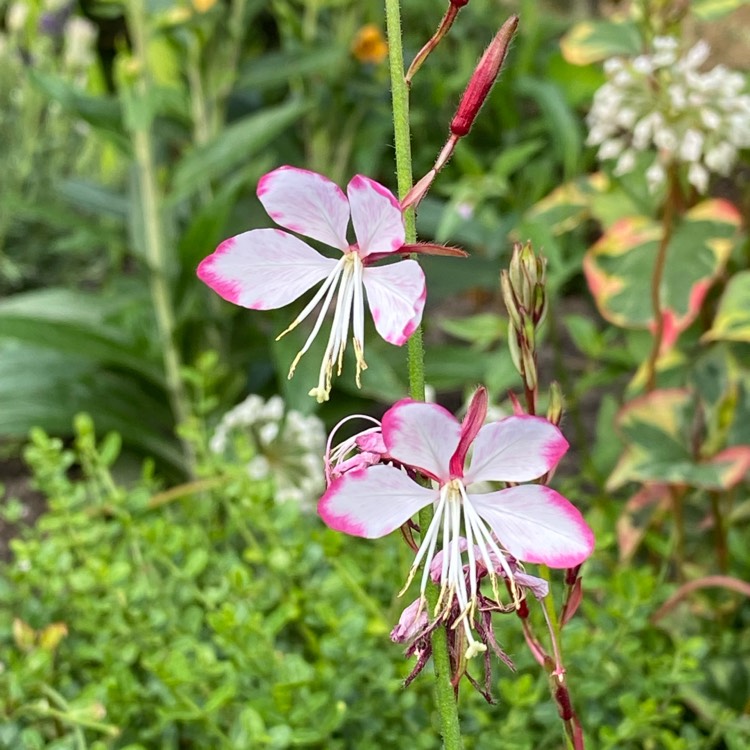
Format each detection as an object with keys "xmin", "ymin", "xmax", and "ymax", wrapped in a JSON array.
[
  {"xmin": 210, "ymin": 395, "xmax": 326, "ymax": 507},
  {"xmin": 63, "ymin": 16, "xmax": 97, "ymax": 71},
  {"xmin": 587, "ymin": 37, "xmax": 750, "ymax": 194}
]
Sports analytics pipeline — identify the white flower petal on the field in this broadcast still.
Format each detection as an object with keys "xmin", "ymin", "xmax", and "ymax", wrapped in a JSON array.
[
  {"xmin": 318, "ymin": 465, "xmax": 435, "ymax": 538},
  {"xmin": 347, "ymin": 175, "xmax": 405, "ymax": 257},
  {"xmin": 197, "ymin": 229, "xmax": 337, "ymax": 309},
  {"xmin": 257, "ymin": 166, "xmax": 350, "ymax": 250},
  {"xmin": 465, "ymin": 416, "xmax": 568, "ymax": 485},
  {"xmin": 362, "ymin": 261, "xmax": 425, "ymax": 345},
  {"xmin": 470, "ymin": 485, "xmax": 594, "ymax": 568},
  {"xmin": 381, "ymin": 400, "xmax": 460, "ymax": 482}
]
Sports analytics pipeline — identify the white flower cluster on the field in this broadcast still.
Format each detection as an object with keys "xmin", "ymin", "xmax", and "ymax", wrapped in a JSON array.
[
  {"xmin": 587, "ymin": 37, "xmax": 750, "ymax": 194},
  {"xmin": 210, "ymin": 395, "xmax": 326, "ymax": 507}
]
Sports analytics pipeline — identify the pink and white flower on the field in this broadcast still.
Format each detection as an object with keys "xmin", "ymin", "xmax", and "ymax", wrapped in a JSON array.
[
  {"xmin": 197, "ymin": 166, "xmax": 426, "ymax": 403},
  {"xmin": 319, "ymin": 387, "xmax": 594, "ymax": 658}
]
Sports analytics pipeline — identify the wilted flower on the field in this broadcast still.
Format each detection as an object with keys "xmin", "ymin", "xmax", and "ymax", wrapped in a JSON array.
[
  {"xmin": 587, "ymin": 37, "xmax": 750, "ymax": 194},
  {"xmin": 319, "ymin": 387, "xmax": 594, "ymax": 659},
  {"xmin": 324, "ymin": 414, "xmax": 388, "ymax": 483},
  {"xmin": 210, "ymin": 394, "xmax": 325, "ymax": 506}
]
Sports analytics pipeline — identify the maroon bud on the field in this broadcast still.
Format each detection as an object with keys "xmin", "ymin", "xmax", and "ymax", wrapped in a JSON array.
[
  {"xmin": 565, "ymin": 565, "xmax": 582, "ymax": 586},
  {"xmin": 450, "ymin": 15, "xmax": 518, "ymax": 137},
  {"xmin": 515, "ymin": 597, "xmax": 529, "ymax": 619},
  {"xmin": 555, "ymin": 685, "xmax": 574, "ymax": 721},
  {"xmin": 450, "ymin": 0, "xmax": 471, "ymax": 6}
]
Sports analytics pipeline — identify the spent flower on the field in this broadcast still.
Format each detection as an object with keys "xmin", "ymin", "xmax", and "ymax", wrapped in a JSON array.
[{"xmin": 587, "ymin": 37, "xmax": 750, "ymax": 194}]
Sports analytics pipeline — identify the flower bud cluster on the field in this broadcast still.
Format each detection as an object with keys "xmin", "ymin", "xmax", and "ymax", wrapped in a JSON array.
[
  {"xmin": 210, "ymin": 395, "xmax": 326, "ymax": 507},
  {"xmin": 501, "ymin": 242, "xmax": 547, "ymax": 392},
  {"xmin": 586, "ymin": 37, "xmax": 750, "ymax": 195}
]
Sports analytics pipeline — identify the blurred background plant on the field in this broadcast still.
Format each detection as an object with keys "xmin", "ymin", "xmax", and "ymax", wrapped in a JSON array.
[{"xmin": 1, "ymin": 0, "xmax": 749, "ymax": 745}]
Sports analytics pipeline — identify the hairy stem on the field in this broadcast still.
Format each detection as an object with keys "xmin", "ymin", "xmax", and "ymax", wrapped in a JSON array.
[
  {"xmin": 645, "ymin": 167, "xmax": 680, "ymax": 392},
  {"xmin": 385, "ymin": 1, "xmax": 461, "ymax": 747}
]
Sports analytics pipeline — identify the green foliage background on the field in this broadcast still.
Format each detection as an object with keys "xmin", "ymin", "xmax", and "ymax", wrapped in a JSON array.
[{"xmin": 1, "ymin": 0, "xmax": 750, "ymax": 746}]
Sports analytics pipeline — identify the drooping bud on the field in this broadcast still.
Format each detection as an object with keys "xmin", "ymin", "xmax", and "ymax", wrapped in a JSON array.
[
  {"xmin": 403, "ymin": 16, "xmax": 519, "ymax": 209},
  {"xmin": 451, "ymin": 15, "xmax": 518, "ymax": 137}
]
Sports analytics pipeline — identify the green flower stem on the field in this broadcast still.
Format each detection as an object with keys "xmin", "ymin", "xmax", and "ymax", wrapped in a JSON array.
[
  {"xmin": 384, "ymin": 0, "xmax": 425, "ymax": 404},
  {"xmin": 127, "ymin": 0, "xmax": 196, "ymax": 476},
  {"xmin": 385, "ymin": 2, "xmax": 461, "ymax": 747}
]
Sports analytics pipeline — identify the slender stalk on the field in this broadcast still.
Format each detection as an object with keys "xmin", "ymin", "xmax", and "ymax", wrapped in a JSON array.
[
  {"xmin": 385, "ymin": 1, "xmax": 461, "ymax": 747},
  {"xmin": 709, "ymin": 491, "xmax": 728, "ymax": 573},
  {"xmin": 126, "ymin": 0, "xmax": 196, "ymax": 475},
  {"xmin": 644, "ymin": 168, "xmax": 680, "ymax": 392},
  {"xmin": 384, "ymin": 0, "xmax": 425, "ymax": 403}
]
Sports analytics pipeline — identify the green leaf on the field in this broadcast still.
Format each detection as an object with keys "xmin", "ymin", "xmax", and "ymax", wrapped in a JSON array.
[
  {"xmin": 560, "ymin": 20, "xmax": 642, "ymax": 66},
  {"xmin": 607, "ymin": 388, "xmax": 750, "ymax": 491},
  {"xmin": 29, "ymin": 70, "xmax": 128, "ymax": 152},
  {"xmin": 525, "ymin": 173, "xmax": 609, "ymax": 235},
  {"xmin": 0, "ymin": 343, "xmax": 181, "ymax": 467},
  {"xmin": 237, "ymin": 47, "xmax": 348, "ymax": 90},
  {"xmin": 57, "ymin": 179, "xmax": 129, "ymax": 220},
  {"xmin": 515, "ymin": 77, "xmax": 582, "ymax": 179},
  {"xmin": 171, "ymin": 100, "xmax": 309, "ymax": 202},
  {"xmin": 692, "ymin": 0, "xmax": 748, "ymax": 20},
  {"xmin": 0, "ymin": 288, "xmax": 164, "ymax": 385},
  {"xmin": 703, "ymin": 271, "xmax": 750, "ymax": 343},
  {"xmin": 584, "ymin": 200, "xmax": 741, "ymax": 349},
  {"xmin": 438, "ymin": 313, "xmax": 506, "ymax": 351}
]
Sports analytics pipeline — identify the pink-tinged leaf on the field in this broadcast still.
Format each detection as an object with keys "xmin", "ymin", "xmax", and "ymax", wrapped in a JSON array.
[
  {"xmin": 347, "ymin": 175, "xmax": 404, "ymax": 257},
  {"xmin": 382, "ymin": 399, "xmax": 460, "ymax": 482},
  {"xmin": 560, "ymin": 19, "xmax": 641, "ymax": 65},
  {"xmin": 616, "ymin": 483, "xmax": 671, "ymax": 562},
  {"xmin": 257, "ymin": 166, "xmax": 350, "ymax": 250},
  {"xmin": 318, "ymin": 465, "xmax": 435, "ymax": 538},
  {"xmin": 584, "ymin": 200, "xmax": 740, "ymax": 353},
  {"xmin": 465, "ymin": 416, "xmax": 569, "ymax": 485},
  {"xmin": 362, "ymin": 260, "xmax": 426, "ymax": 345},
  {"xmin": 197, "ymin": 229, "xmax": 337, "ymax": 309},
  {"xmin": 707, "ymin": 446, "xmax": 750, "ymax": 488},
  {"xmin": 606, "ymin": 388, "xmax": 750, "ymax": 491},
  {"xmin": 470, "ymin": 485, "xmax": 594, "ymax": 568},
  {"xmin": 702, "ymin": 270, "xmax": 750, "ymax": 343},
  {"xmin": 449, "ymin": 387, "xmax": 488, "ymax": 478}
]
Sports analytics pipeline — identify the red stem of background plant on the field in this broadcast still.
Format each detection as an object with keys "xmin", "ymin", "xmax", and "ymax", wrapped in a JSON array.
[{"xmin": 644, "ymin": 166, "xmax": 681, "ymax": 392}]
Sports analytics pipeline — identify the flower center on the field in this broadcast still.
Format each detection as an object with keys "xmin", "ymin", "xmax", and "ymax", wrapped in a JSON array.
[
  {"xmin": 278, "ymin": 252, "xmax": 368, "ymax": 403},
  {"xmin": 400, "ymin": 478, "xmax": 521, "ymax": 660}
]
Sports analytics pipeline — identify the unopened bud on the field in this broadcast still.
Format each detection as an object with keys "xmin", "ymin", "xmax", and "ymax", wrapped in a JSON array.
[
  {"xmin": 391, "ymin": 597, "xmax": 428, "ymax": 643},
  {"xmin": 451, "ymin": 15, "xmax": 518, "ymax": 137},
  {"xmin": 508, "ymin": 327, "xmax": 522, "ymax": 375},
  {"xmin": 546, "ymin": 381, "xmax": 563, "ymax": 426},
  {"xmin": 500, "ymin": 270, "xmax": 522, "ymax": 331},
  {"xmin": 521, "ymin": 346, "xmax": 537, "ymax": 390}
]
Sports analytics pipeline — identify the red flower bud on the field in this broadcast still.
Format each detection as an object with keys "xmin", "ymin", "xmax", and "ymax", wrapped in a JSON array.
[{"xmin": 450, "ymin": 15, "xmax": 518, "ymax": 137}]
